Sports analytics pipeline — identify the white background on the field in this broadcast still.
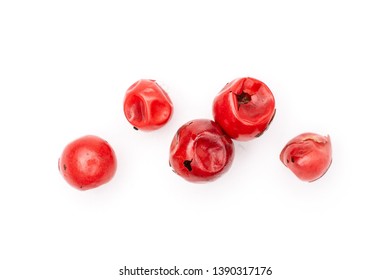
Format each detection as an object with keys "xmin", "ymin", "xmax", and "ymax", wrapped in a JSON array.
[{"xmin": 1, "ymin": 0, "xmax": 389, "ymax": 279}]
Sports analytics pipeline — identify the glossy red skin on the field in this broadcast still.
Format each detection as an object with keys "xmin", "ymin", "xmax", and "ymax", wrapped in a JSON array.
[
  {"xmin": 280, "ymin": 133, "xmax": 332, "ymax": 182},
  {"xmin": 58, "ymin": 135, "xmax": 117, "ymax": 190},
  {"xmin": 123, "ymin": 79, "xmax": 173, "ymax": 131},
  {"xmin": 169, "ymin": 119, "xmax": 234, "ymax": 183},
  {"xmin": 212, "ymin": 77, "xmax": 276, "ymax": 141}
]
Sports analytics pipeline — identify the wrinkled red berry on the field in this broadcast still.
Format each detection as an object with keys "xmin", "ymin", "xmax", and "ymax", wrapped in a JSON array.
[
  {"xmin": 169, "ymin": 119, "xmax": 234, "ymax": 183},
  {"xmin": 123, "ymin": 79, "xmax": 173, "ymax": 131},
  {"xmin": 58, "ymin": 135, "xmax": 117, "ymax": 190},
  {"xmin": 280, "ymin": 133, "xmax": 332, "ymax": 182},
  {"xmin": 212, "ymin": 77, "xmax": 276, "ymax": 141}
]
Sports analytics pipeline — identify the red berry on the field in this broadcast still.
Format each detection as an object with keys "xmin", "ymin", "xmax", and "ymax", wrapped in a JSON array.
[
  {"xmin": 280, "ymin": 133, "xmax": 332, "ymax": 182},
  {"xmin": 169, "ymin": 119, "xmax": 235, "ymax": 183},
  {"xmin": 212, "ymin": 77, "xmax": 276, "ymax": 141},
  {"xmin": 58, "ymin": 135, "xmax": 117, "ymax": 190},
  {"xmin": 123, "ymin": 79, "xmax": 173, "ymax": 131}
]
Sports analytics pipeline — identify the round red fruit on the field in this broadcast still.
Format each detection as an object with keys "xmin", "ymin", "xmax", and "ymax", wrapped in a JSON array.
[
  {"xmin": 212, "ymin": 77, "xmax": 276, "ymax": 141},
  {"xmin": 169, "ymin": 119, "xmax": 234, "ymax": 183},
  {"xmin": 58, "ymin": 135, "xmax": 117, "ymax": 190},
  {"xmin": 280, "ymin": 133, "xmax": 332, "ymax": 182},
  {"xmin": 123, "ymin": 79, "xmax": 173, "ymax": 131}
]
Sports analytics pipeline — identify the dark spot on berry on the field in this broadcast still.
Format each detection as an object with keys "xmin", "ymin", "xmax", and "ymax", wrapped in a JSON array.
[
  {"xmin": 268, "ymin": 109, "xmax": 276, "ymax": 125},
  {"xmin": 183, "ymin": 160, "xmax": 193, "ymax": 171},
  {"xmin": 286, "ymin": 159, "xmax": 289, "ymax": 163},
  {"xmin": 291, "ymin": 157, "xmax": 295, "ymax": 163},
  {"xmin": 236, "ymin": 91, "xmax": 251, "ymax": 109},
  {"xmin": 255, "ymin": 132, "xmax": 263, "ymax": 138},
  {"xmin": 255, "ymin": 110, "xmax": 276, "ymax": 138},
  {"xmin": 133, "ymin": 126, "xmax": 139, "ymax": 130},
  {"xmin": 63, "ymin": 164, "xmax": 67, "ymax": 171}
]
